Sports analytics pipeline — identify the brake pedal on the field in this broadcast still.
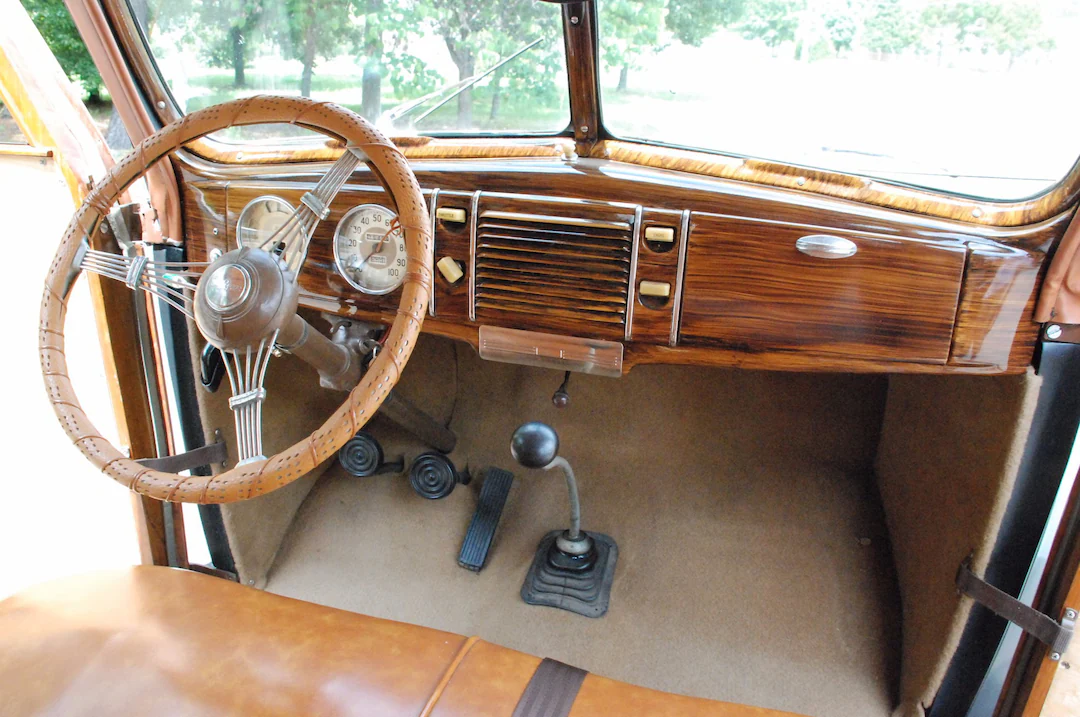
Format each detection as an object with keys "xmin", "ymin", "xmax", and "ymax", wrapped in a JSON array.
[{"xmin": 458, "ymin": 468, "xmax": 515, "ymax": 572}]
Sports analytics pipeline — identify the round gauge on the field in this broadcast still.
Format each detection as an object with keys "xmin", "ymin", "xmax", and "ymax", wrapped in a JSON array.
[
  {"xmin": 333, "ymin": 204, "xmax": 407, "ymax": 295},
  {"xmin": 235, "ymin": 195, "xmax": 295, "ymax": 249}
]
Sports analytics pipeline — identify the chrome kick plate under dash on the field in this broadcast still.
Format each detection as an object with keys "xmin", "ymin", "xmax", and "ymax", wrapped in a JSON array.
[{"xmin": 478, "ymin": 326, "xmax": 623, "ymax": 378}]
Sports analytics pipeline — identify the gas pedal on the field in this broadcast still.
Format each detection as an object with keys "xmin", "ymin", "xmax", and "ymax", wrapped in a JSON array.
[{"xmin": 458, "ymin": 467, "xmax": 514, "ymax": 572}]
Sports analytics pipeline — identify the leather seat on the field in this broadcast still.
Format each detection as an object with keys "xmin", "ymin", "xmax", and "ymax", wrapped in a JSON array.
[{"xmin": 0, "ymin": 567, "xmax": 799, "ymax": 716}]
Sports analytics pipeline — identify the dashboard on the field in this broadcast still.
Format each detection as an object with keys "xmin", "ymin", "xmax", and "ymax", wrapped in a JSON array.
[{"xmin": 177, "ymin": 153, "xmax": 1067, "ymax": 376}]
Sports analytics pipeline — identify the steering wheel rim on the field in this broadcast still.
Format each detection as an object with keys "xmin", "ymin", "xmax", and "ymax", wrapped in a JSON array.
[{"xmin": 40, "ymin": 96, "xmax": 432, "ymax": 503}]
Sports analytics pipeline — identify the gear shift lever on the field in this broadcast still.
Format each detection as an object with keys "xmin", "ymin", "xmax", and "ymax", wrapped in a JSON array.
[
  {"xmin": 511, "ymin": 422, "xmax": 618, "ymax": 617},
  {"xmin": 511, "ymin": 422, "xmax": 594, "ymax": 570}
]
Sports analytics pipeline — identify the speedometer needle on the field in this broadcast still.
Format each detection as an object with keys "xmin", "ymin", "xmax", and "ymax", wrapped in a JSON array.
[{"xmin": 352, "ymin": 218, "xmax": 401, "ymax": 273}]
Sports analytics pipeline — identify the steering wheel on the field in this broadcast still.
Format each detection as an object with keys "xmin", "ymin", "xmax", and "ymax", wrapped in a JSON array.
[{"xmin": 39, "ymin": 96, "xmax": 432, "ymax": 503}]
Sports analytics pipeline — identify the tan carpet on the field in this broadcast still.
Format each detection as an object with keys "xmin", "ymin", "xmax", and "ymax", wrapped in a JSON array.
[
  {"xmin": 876, "ymin": 370, "xmax": 1042, "ymax": 717},
  {"xmin": 265, "ymin": 338, "xmax": 900, "ymax": 717}
]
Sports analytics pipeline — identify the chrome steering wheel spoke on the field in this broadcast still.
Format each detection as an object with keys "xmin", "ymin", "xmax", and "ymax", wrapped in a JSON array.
[
  {"xmin": 254, "ymin": 149, "xmax": 364, "ymax": 274},
  {"xmin": 75, "ymin": 242, "xmax": 208, "ymax": 319},
  {"xmin": 220, "ymin": 333, "xmax": 277, "ymax": 465}
]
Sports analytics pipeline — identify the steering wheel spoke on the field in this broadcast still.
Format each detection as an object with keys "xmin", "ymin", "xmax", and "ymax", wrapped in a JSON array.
[
  {"xmin": 76, "ymin": 242, "xmax": 208, "ymax": 319},
  {"xmin": 261, "ymin": 150, "xmax": 364, "ymax": 273},
  {"xmin": 220, "ymin": 333, "xmax": 277, "ymax": 465}
]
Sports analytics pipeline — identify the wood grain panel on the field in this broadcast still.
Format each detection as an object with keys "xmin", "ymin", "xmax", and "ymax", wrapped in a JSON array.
[
  {"xmin": 562, "ymin": 1, "xmax": 600, "ymax": 157},
  {"xmin": 180, "ymin": 181, "xmax": 226, "ymax": 258},
  {"xmin": 181, "ymin": 137, "xmax": 573, "ymax": 166},
  {"xmin": 948, "ymin": 238, "xmax": 1052, "ymax": 371},
  {"xmin": 679, "ymin": 213, "xmax": 967, "ymax": 364},
  {"xmin": 176, "ymin": 157, "xmax": 1067, "ymax": 374},
  {"xmin": 177, "ymin": 153, "xmax": 1063, "ymax": 242},
  {"xmin": 628, "ymin": 208, "xmax": 684, "ymax": 345},
  {"xmin": 430, "ymin": 190, "xmax": 474, "ymax": 323},
  {"xmin": 594, "ymin": 140, "xmax": 1080, "ymax": 229}
]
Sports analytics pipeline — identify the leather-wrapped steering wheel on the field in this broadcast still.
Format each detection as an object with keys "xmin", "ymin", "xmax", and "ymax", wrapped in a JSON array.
[{"xmin": 39, "ymin": 96, "xmax": 432, "ymax": 503}]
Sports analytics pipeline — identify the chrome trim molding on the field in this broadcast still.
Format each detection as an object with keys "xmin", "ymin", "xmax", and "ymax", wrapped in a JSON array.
[
  {"xmin": 624, "ymin": 205, "xmax": 643, "ymax": 342},
  {"xmin": 427, "ymin": 187, "xmax": 440, "ymax": 318},
  {"xmin": 468, "ymin": 190, "xmax": 481, "ymax": 322},
  {"xmin": 479, "ymin": 190, "xmax": 637, "ymax": 210},
  {"xmin": 669, "ymin": 209, "xmax": 691, "ymax": 347},
  {"xmin": 479, "ymin": 210, "xmax": 631, "ymax": 232}
]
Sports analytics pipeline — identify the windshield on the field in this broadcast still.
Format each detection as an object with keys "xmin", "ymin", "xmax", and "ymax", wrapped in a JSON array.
[
  {"xmin": 131, "ymin": 0, "xmax": 570, "ymax": 142},
  {"xmin": 597, "ymin": 0, "xmax": 1080, "ymax": 200}
]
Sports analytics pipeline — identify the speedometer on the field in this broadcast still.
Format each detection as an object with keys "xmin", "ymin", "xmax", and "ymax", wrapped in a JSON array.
[
  {"xmin": 236, "ymin": 195, "xmax": 294, "ymax": 249},
  {"xmin": 333, "ymin": 204, "xmax": 407, "ymax": 295}
]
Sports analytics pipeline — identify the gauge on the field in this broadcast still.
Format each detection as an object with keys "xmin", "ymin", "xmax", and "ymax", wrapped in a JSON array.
[
  {"xmin": 333, "ymin": 204, "xmax": 407, "ymax": 295},
  {"xmin": 235, "ymin": 195, "xmax": 295, "ymax": 249}
]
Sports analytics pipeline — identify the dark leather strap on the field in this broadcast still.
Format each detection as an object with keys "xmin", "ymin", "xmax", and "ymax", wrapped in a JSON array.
[
  {"xmin": 511, "ymin": 658, "xmax": 588, "ymax": 717},
  {"xmin": 957, "ymin": 560, "xmax": 1074, "ymax": 653}
]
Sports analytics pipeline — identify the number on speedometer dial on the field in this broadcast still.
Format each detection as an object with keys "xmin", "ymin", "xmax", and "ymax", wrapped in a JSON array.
[{"xmin": 333, "ymin": 204, "xmax": 407, "ymax": 295}]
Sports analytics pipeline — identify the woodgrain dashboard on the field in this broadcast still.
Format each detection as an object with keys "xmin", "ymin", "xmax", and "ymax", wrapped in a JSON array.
[{"xmin": 176, "ymin": 152, "xmax": 1068, "ymax": 375}]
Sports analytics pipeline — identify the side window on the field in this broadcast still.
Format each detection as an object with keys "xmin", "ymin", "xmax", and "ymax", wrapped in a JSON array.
[
  {"xmin": 0, "ymin": 101, "xmax": 30, "ymax": 145},
  {"xmin": 598, "ymin": 0, "xmax": 1080, "ymax": 200},
  {"xmin": 132, "ymin": 0, "xmax": 570, "ymax": 142}
]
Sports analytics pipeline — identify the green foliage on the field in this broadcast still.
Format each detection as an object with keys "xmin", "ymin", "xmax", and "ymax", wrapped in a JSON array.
[
  {"xmin": 383, "ymin": 54, "xmax": 441, "ymax": 99},
  {"xmin": 863, "ymin": 0, "xmax": 921, "ymax": 54},
  {"xmin": 415, "ymin": 0, "xmax": 564, "ymax": 126},
  {"xmin": 603, "ymin": 0, "xmax": 742, "ymax": 90},
  {"xmin": 202, "ymin": 1, "xmax": 266, "ymax": 87},
  {"xmin": 823, "ymin": 11, "xmax": 856, "ymax": 53},
  {"xmin": 666, "ymin": 0, "xmax": 745, "ymax": 46},
  {"xmin": 20, "ymin": 0, "xmax": 104, "ymax": 101},
  {"xmin": 739, "ymin": 0, "xmax": 803, "ymax": 49},
  {"xmin": 922, "ymin": 2, "xmax": 1052, "ymax": 62},
  {"xmin": 601, "ymin": 0, "xmax": 665, "ymax": 76},
  {"xmin": 284, "ymin": 0, "xmax": 360, "ymax": 97}
]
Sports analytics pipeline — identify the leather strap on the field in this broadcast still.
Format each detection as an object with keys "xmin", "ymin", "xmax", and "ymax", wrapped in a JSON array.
[
  {"xmin": 511, "ymin": 658, "xmax": 588, "ymax": 717},
  {"xmin": 957, "ymin": 560, "xmax": 1074, "ymax": 654}
]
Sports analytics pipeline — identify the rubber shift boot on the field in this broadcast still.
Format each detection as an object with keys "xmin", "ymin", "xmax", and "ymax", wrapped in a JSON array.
[{"xmin": 521, "ymin": 531, "xmax": 618, "ymax": 618}]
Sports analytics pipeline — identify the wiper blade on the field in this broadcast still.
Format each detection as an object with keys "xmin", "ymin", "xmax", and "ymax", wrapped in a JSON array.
[
  {"xmin": 390, "ymin": 37, "xmax": 543, "ymax": 128},
  {"xmin": 385, "ymin": 78, "xmax": 474, "ymax": 125}
]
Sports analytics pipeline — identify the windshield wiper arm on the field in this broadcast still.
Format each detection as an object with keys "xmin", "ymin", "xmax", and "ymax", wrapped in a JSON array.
[{"xmin": 394, "ymin": 37, "xmax": 544, "ymax": 128}]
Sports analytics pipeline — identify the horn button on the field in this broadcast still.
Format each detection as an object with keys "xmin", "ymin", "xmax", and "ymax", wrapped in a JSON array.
[
  {"xmin": 194, "ymin": 247, "xmax": 299, "ymax": 351},
  {"xmin": 204, "ymin": 264, "xmax": 253, "ymax": 311}
]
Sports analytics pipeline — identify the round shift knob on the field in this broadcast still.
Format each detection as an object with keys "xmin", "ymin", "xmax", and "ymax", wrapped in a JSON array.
[{"xmin": 511, "ymin": 422, "xmax": 559, "ymax": 468}]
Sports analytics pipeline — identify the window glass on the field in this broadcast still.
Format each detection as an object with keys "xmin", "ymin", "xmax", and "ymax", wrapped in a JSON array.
[
  {"xmin": 0, "ymin": 101, "xmax": 29, "ymax": 144},
  {"xmin": 598, "ymin": 0, "xmax": 1080, "ymax": 199},
  {"xmin": 132, "ymin": 0, "xmax": 570, "ymax": 142}
]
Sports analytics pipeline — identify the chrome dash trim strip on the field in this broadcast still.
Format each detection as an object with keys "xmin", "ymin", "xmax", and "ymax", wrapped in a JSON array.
[
  {"xmin": 469, "ymin": 190, "xmax": 481, "ymax": 322},
  {"xmin": 427, "ymin": 187, "xmax": 440, "ymax": 318},
  {"xmin": 624, "ymin": 205, "xmax": 643, "ymax": 342},
  {"xmin": 479, "ymin": 210, "xmax": 631, "ymax": 232},
  {"xmin": 669, "ymin": 209, "xmax": 691, "ymax": 347}
]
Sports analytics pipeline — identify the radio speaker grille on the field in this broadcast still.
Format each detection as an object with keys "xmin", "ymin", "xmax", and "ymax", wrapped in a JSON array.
[{"xmin": 474, "ymin": 210, "xmax": 633, "ymax": 337}]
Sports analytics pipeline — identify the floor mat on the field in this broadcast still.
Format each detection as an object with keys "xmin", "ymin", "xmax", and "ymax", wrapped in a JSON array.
[{"xmin": 266, "ymin": 343, "xmax": 900, "ymax": 717}]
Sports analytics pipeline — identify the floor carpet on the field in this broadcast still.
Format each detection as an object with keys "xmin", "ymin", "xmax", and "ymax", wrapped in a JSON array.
[{"xmin": 265, "ymin": 339, "xmax": 900, "ymax": 717}]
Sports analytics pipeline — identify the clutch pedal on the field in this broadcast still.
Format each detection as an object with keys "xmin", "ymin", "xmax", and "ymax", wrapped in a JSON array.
[{"xmin": 458, "ymin": 468, "xmax": 515, "ymax": 572}]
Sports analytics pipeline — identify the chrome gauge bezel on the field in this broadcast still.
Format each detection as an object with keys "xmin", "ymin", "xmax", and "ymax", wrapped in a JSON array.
[
  {"xmin": 332, "ymin": 203, "xmax": 406, "ymax": 296},
  {"xmin": 235, "ymin": 195, "xmax": 295, "ymax": 249}
]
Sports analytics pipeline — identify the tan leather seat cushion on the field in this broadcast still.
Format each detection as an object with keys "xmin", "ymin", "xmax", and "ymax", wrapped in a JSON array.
[{"xmin": 0, "ymin": 567, "xmax": 800, "ymax": 716}]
